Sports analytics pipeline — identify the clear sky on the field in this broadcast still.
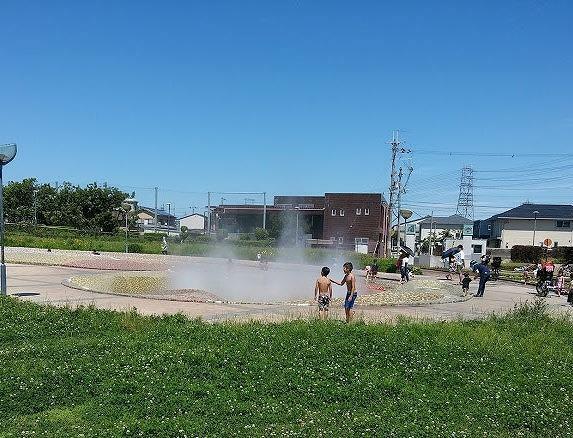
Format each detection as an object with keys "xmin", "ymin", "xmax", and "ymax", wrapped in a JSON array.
[{"xmin": 1, "ymin": 1, "xmax": 572, "ymax": 219}]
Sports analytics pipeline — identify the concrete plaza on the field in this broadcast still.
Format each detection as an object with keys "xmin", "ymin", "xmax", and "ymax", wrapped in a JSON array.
[{"xmin": 5, "ymin": 258, "xmax": 572, "ymax": 323}]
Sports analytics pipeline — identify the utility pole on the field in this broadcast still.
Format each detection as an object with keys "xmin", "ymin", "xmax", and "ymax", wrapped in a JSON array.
[
  {"xmin": 207, "ymin": 192, "xmax": 211, "ymax": 236},
  {"xmin": 165, "ymin": 203, "xmax": 171, "ymax": 236},
  {"xmin": 428, "ymin": 211, "xmax": 434, "ymax": 267},
  {"xmin": 263, "ymin": 192, "xmax": 267, "ymax": 230},
  {"xmin": 395, "ymin": 167, "xmax": 404, "ymax": 248},
  {"xmin": 386, "ymin": 131, "xmax": 412, "ymax": 256},
  {"xmin": 154, "ymin": 187, "xmax": 158, "ymax": 234}
]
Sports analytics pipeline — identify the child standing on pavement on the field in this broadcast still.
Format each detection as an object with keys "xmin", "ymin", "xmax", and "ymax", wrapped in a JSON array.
[
  {"xmin": 314, "ymin": 267, "xmax": 333, "ymax": 320},
  {"xmin": 331, "ymin": 262, "xmax": 357, "ymax": 323},
  {"xmin": 461, "ymin": 272, "xmax": 471, "ymax": 296},
  {"xmin": 556, "ymin": 272, "xmax": 565, "ymax": 296}
]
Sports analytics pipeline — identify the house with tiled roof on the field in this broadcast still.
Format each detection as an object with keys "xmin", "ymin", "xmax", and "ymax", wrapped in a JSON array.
[{"xmin": 474, "ymin": 203, "xmax": 573, "ymax": 248}]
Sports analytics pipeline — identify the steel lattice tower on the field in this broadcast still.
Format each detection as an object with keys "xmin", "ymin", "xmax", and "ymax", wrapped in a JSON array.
[{"xmin": 456, "ymin": 165, "xmax": 474, "ymax": 220}]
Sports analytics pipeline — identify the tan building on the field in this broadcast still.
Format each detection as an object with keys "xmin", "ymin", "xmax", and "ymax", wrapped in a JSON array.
[{"xmin": 474, "ymin": 204, "xmax": 573, "ymax": 248}]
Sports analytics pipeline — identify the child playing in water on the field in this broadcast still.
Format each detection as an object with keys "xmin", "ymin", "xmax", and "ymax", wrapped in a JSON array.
[
  {"xmin": 461, "ymin": 272, "xmax": 471, "ymax": 296},
  {"xmin": 331, "ymin": 262, "xmax": 357, "ymax": 323},
  {"xmin": 314, "ymin": 267, "xmax": 333, "ymax": 320},
  {"xmin": 445, "ymin": 256, "xmax": 456, "ymax": 280},
  {"xmin": 556, "ymin": 271, "xmax": 565, "ymax": 296}
]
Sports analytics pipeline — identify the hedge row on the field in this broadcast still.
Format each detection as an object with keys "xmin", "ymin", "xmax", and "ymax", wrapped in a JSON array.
[{"xmin": 511, "ymin": 245, "xmax": 573, "ymax": 263}]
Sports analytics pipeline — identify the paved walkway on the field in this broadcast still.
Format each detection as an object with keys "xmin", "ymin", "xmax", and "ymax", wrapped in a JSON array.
[{"xmin": 6, "ymin": 262, "xmax": 573, "ymax": 323}]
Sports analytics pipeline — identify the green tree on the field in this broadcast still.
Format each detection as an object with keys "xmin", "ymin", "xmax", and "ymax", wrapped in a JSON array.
[
  {"xmin": 4, "ymin": 178, "xmax": 128, "ymax": 232},
  {"xmin": 4, "ymin": 178, "xmax": 36, "ymax": 223}
]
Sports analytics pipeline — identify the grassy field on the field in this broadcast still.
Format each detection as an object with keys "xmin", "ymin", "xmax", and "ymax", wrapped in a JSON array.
[{"xmin": 0, "ymin": 299, "xmax": 571, "ymax": 437}]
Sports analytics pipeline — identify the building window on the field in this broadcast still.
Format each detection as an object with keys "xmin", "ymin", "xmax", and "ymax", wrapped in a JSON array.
[
  {"xmin": 472, "ymin": 244, "xmax": 483, "ymax": 254},
  {"xmin": 556, "ymin": 220, "xmax": 571, "ymax": 228},
  {"xmin": 364, "ymin": 208, "xmax": 370, "ymax": 216},
  {"xmin": 355, "ymin": 237, "xmax": 369, "ymax": 245},
  {"xmin": 340, "ymin": 209, "xmax": 345, "ymax": 216},
  {"xmin": 338, "ymin": 237, "xmax": 344, "ymax": 244},
  {"xmin": 331, "ymin": 209, "xmax": 336, "ymax": 216},
  {"xmin": 487, "ymin": 224, "xmax": 492, "ymax": 231},
  {"xmin": 356, "ymin": 208, "xmax": 361, "ymax": 215}
]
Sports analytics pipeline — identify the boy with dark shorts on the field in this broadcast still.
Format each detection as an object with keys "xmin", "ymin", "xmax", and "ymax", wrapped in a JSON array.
[
  {"xmin": 332, "ymin": 262, "xmax": 357, "ymax": 323},
  {"xmin": 314, "ymin": 267, "xmax": 333, "ymax": 320}
]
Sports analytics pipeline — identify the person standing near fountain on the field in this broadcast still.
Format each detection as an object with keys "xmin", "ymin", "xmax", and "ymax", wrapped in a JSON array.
[
  {"xmin": 471, "ymin": 259, "xmax": 491, "ymax": 297},
  {"xmin": 331, "ymin": 262, "xmax": 357, "ymax": 323},
  {"xmin": 314, "ymin": 267, "xmax": 333, "ymax": 320}
]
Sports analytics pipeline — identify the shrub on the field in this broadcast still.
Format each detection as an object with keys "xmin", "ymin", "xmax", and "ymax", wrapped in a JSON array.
[
  {"xmin": 511, "ymin": 245, "xmax": 544, "ymax": 263},
  {"xmin": 355, "ymin": 254, "xmax": 397, "ymax": 273},
  {"xmin": 553, "ymin": 246, "xmax": 573, "ymax": 263},
  {"xmin": 143, "ymin": 233, "xmax": 167, "ymax": 241},
  {"xmin": 127, "ymin": 243, "xmax": 143, "ymax": 253},
  {"xmin": 254, "ymin": 228, "xmax": 270, "ymax": 240}
]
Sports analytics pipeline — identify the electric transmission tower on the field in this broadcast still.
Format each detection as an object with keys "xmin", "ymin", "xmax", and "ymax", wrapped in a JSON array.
[{"xmin": 456, "ymin": 165, "xmax": 474, "ymax": 220}]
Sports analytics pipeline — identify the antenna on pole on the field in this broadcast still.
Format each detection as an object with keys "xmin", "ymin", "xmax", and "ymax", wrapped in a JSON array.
[{"xmin": 456, "ymin": 165, "xmax": 474, "ymax": 220}]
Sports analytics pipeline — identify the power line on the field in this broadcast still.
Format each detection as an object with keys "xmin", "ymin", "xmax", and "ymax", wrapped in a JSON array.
[{"xmin": 410, "ymin": 149, "xmax": 573, "ymax": 158}]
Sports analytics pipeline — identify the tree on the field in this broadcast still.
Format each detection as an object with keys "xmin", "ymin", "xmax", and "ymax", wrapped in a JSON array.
[
  {"xmin": 4, "ymin": 178, "xmax": 36, "ymax": 223},
  {"xmin": 4, "ymin": 178, "xmax": 128, "ymax": 232}
]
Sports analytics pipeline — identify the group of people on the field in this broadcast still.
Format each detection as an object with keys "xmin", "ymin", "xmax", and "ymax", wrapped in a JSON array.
[
  {"xmin": 529, "ymin": 260, "xmax": 573, "ymax": 301},
  {"xmin": 314, "ymin": 262, "xmax": 357, "ymax": 323},
  {"xmin": 442, "ymin": 245, "xmax": 492, "ymax": 297}
]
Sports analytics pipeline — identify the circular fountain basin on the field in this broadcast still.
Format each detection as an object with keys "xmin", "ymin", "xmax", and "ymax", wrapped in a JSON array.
[{"xmin": 64, "ymin": 260, "xmax": 469, "ymax": 306}]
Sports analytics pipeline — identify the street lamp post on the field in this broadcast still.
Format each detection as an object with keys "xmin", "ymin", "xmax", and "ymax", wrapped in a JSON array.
[
  {"xmin": 400, "ymin": 209, "xmax": 413, "ymax": 248},
  {"xmin": 121, "ymin": 202, "xmax": 131, "ymax": 254},
  {"xmin": 33, "ymin": 189, "xmax": 38, "ymax": 226},
  {"xmin": 532, "ymin": 210, "xmax": 539, "ymax": 246},
  {"xmin": 0, "ymin": 143, "xmax": 17, "ymax": 296}
]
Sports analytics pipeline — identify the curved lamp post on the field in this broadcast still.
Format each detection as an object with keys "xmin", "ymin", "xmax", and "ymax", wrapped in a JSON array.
[
  {"xmin": 0, "ymin": 143, "xmax": 17, "ymax": 295},
  {"xmin": 400, "ymin": 209, "xmax": 413, "ymax": 248},
  {"xmin": 121, "ymin": 201, "xmax": 132, "ymax": 254},
  {"xmin": 532, "ymin": 210, "xmax": 539, "ymax": 246}
]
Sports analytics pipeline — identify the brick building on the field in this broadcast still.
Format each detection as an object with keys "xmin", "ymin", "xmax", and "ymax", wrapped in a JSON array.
[{"xmin": 211, "ymin": 193, "xmax": 389, "ymax": 253}]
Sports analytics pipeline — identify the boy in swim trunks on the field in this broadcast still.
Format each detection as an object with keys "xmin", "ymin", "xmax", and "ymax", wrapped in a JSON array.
[
  {"xmin": 314, "ymin": 267, "xmax": 333, "ymax": 320},
  {"xmin": 331, "ymin": 262, "xmax": 357, "ymax": 323}
]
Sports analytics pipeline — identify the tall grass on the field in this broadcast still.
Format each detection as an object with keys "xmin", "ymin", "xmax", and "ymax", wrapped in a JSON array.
[{"xmin": 0, "ymin": 298, "xmax": 570, "ymax": 437}]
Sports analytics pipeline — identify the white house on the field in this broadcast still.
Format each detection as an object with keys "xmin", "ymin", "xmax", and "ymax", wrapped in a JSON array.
[
  {"xmin": 136, "ymin": 206, "xmax": 179, "ymax": 235},
  {"xmin": 474, "ymin": 203, "xmax": 573, "ymax": 248},
  {"xmin": 179, "ymin": 213, "xmax": 206, "ymax": 233},
  {"xmin": 399, "ymin": 214, "xmax": 474, "ymax": 253}
]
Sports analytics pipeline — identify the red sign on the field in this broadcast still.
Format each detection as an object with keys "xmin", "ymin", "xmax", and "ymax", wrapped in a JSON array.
[{"xmin": 544, "ymin": 238, "xmax": 552, "ymax": 247}]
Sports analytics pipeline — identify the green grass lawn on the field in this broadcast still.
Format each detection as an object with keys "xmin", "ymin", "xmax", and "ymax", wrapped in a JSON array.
[{"xmin": 0, "ymin": 299, "xmax": 571, "ymax": 437}]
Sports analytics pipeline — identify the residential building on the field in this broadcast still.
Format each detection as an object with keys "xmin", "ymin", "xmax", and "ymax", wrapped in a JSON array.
[
  {"xmin": 136, "ymin": 206, "xmax": 179, "ymax": 234},
  {"xmin": 211, "ymin": 193, "xmax": 389, "ymax": 253},
  {"xmin": 418, "ymin": 214, "xmax": 474, "ymax": 241},
  {"xmin": 474, "ymin": 203, "xmax": 573, "ymax": 248},
  {"xmin": 179, "ymin": 213, "xmax": 206, "ymax": 233}
]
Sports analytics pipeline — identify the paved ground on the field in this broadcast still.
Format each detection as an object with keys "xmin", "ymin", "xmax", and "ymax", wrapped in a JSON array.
[{"xmin": 6, "ymin": 260, "xmax": 573, "ymax": 323}]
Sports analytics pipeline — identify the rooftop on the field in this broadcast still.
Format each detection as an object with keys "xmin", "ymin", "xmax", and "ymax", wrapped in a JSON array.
[
  {"xmin": 489, "ymin": 203, "xmax": 573, "ymax": 220},
  {"xmin": 419, "ymin": 214, "xmax": 473, "ymax": 226}
]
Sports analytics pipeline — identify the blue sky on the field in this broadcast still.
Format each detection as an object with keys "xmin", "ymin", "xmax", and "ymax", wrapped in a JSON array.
[{"xmin": 1, "ymin": 0, "xmax": 572, "ymax": 219}]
